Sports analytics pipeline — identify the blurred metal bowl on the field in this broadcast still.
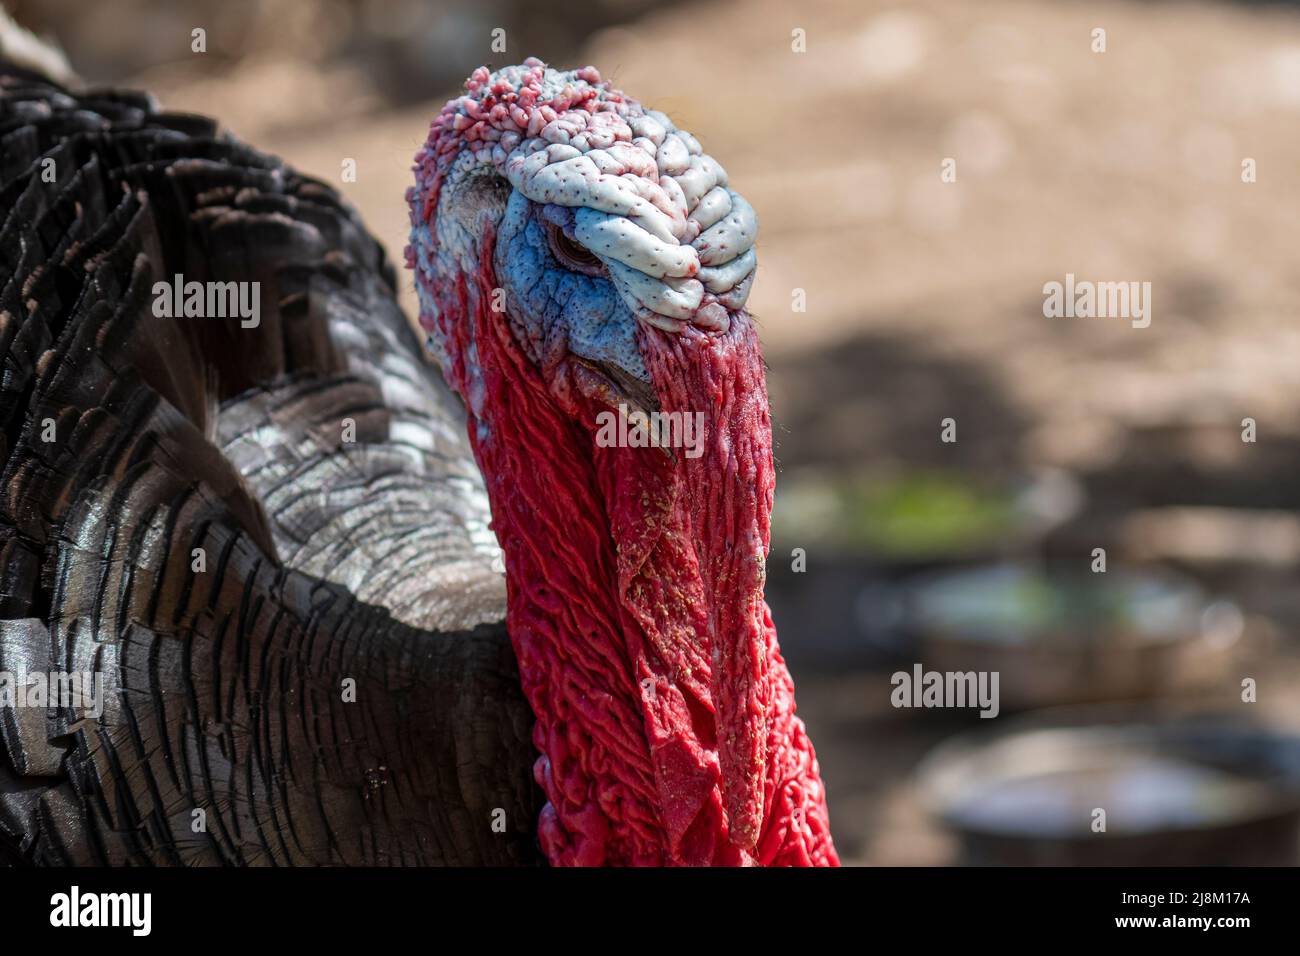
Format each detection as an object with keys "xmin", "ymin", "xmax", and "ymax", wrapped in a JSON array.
[
  {"xmin": 918, "ymin": 709, "xmax": 1300, "ymax": 865},
  {"xmin": 901, "ymin": 563, "xmax": 1242, "ymax": 709}
]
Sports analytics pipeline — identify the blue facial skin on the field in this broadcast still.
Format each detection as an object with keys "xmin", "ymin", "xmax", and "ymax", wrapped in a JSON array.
[{"xmin": 493, "ymin": 190, "xmax": 649, "ymax": 383}]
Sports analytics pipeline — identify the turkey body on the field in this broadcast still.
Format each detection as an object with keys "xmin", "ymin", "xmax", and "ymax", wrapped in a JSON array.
[{"xmin": 0, "ymin": 64, "xmax": 544, "ymax": 865}]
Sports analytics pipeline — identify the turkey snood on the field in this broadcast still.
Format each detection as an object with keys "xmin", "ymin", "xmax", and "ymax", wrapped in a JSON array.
[{"xmin": 408, "ymin": 59, "xmax": 837, "ymax": 866}]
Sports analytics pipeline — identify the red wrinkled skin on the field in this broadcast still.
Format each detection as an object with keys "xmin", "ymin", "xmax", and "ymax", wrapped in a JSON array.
[{"xmin": 415, "ymin": 231, "xmax": 837, "ymax": 866}]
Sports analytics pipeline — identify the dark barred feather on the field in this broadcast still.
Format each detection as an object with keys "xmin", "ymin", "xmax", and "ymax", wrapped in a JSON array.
[{"xmin": 0, "ymin": 65, "xmax": 541, "ymax": 866}]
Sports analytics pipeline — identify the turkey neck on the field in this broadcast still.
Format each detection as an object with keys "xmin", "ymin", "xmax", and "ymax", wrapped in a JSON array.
[{"xmin": 431, "ymin": 236, "xmax": 836, "ymax": 867}]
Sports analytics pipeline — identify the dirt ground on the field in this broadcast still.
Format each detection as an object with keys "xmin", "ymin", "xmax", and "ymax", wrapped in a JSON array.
[{"xmin": 98, "ymin": 0, "xmax": 1300, "ymax": 471}]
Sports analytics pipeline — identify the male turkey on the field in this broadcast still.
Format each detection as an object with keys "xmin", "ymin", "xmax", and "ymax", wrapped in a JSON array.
[{"xmin": 0, "ymin": 16, "xmax": 836, "ymax": 866}]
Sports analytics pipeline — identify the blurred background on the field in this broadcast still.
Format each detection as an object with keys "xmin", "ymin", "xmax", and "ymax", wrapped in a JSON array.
[{"xmin": 17, "ymin": 0, "xmax": 1300, "ymax": 865}]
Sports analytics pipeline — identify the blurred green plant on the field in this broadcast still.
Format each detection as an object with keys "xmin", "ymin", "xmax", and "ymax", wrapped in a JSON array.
[{"xmin": 773, "ymin": 470, "xmax": 1018, "ymax": 560}]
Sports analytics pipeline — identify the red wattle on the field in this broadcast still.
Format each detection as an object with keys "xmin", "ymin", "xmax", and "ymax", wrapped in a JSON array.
[{"xmin": 424, "ymin": 228, "xmax": 837, "ymax": 867}]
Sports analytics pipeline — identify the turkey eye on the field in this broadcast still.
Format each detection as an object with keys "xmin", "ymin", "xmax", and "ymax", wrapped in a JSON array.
[{"xmin": 545, "ymin": 221, "xmax": 605, "ymax": 276}]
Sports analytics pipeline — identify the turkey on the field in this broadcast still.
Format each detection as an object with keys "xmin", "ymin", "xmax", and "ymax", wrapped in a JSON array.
[{"xmin": 0, "ymin": 15, "xmax": 836, "ymax": 866}]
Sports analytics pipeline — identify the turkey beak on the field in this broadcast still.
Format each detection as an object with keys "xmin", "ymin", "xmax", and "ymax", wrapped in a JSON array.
[{"xmin": 570, "ymin": 355, "xmax": 661, "ymax": 417}]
